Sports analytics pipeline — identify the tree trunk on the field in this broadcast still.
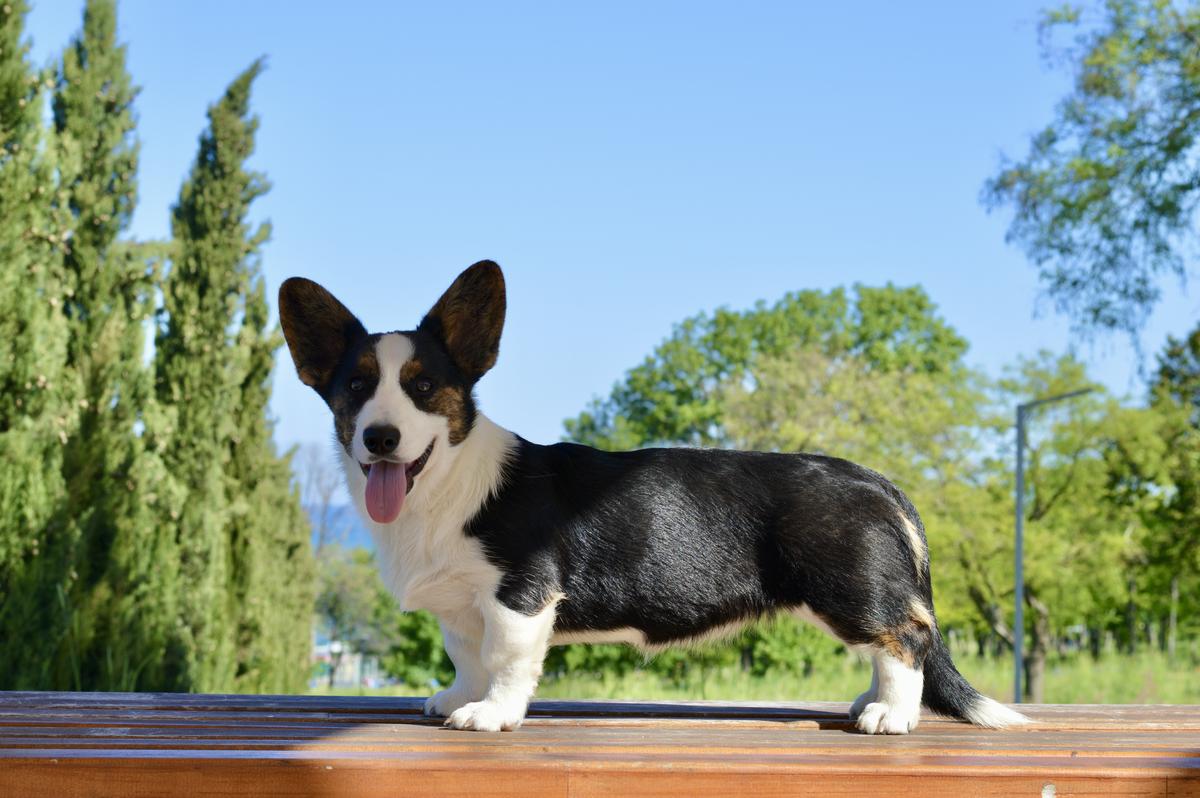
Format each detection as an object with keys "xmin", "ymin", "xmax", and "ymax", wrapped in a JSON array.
[
  {"xmin": 1168, "ymin": 576, "xmax": 1179, "ymax": 660},
  {"xmin": 1024, "ymin": 589, "xmax": 1050, "ymax": 704},
  {"xmin": 1126, "ymin": 575, "xmax": 1138, "ymax": 654},
  {"xmin": 328, "ymin": 651, "xmax": 342, "ymax": 689}
]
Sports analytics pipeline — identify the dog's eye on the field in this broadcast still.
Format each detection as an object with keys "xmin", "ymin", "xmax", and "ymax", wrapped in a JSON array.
[
  {"xmin": 349, "ymin": 377, "xmax": 366, "ymax": 392},
  {"xmin": 414, "ymin": 377, "xmax": 434, "ymax": 394}
]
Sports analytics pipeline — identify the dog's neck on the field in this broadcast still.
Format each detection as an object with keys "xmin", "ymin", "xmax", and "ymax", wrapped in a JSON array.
[{"xmin": 406, "ymin": 412, "xmax": 517, "ymax": 528}]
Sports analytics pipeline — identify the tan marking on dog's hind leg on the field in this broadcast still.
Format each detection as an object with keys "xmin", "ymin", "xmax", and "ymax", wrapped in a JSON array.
[
  {"xmin": 900, "ymin": 513, "xmax": 926, "ymax": 577},
  {"xmin": 909, "ymin": 598, "xmax": 934, "ymax": 630}
]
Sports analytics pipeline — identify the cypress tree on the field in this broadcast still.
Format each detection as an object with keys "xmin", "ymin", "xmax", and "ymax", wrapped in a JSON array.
[
  {"xmin": 156, "ymin": 60, "xmax": 312, "ymax": 691},
  {"xmin": 52, "ymin": 0, "xmax": 183, "ymax": 690},
  {"xmin": 0, "ymin": 0, "xmax": 74, "ymax": 688},
  {"xmin": 227, "ymin": 276, "xmax": 315, "ymax": 693}
]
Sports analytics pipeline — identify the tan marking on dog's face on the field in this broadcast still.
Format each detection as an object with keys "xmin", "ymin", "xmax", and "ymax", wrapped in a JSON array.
[
  {"xmin": 399, "ymin": 348, "xmax": 474, "ymax": 445},
  {"xmin": 329, "ymin": 340, "xmax": 380, "ymax": 452}
]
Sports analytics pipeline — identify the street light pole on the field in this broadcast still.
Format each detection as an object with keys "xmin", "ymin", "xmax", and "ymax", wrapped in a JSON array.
[{"xmin": 1013, "ymin": 388, "xmax": 1093, "ymax": 704}]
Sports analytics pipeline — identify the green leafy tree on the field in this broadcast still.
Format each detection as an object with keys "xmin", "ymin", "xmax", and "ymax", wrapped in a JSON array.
[
  {"xmin": 316, "ymin": 547, "xmax": 386, "ymax": 687},
  {"xmin": 986, "ymin": 0, "xmax": 1200, "ymax": 336},
  {"xmin": 964, "ymin": 354, "xmax": 1141, "ymax": 700},
  {"xmin": 1107, "ymin": 325, "xmax": 1200, "ymax": 656},
  {"xmin": 1149, "ymin": 330, "xmax": 1200, "ymax": 653},
  {"xmin": 0, "ymin": 0, "xmax": 74, "ymax": 688},
  {"xmin": 155, "ymin": 60, "xmax": 311, "ymax": 691},
  {"xmin": 567, "ymin": 284, "xmax": 967, "ymax": 449},
  {"xmin": 226, "ymin": 273, "xmax": 315, "ymax": 693},
  {"xmin": 47, "ymin": 0, "xmax": 181, "ymax": 691}
]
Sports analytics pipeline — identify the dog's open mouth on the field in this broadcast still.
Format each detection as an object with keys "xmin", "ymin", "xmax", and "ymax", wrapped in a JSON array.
[{"xmin": 361, "ymin": 440, "xmax": 434, "ymax": 524}]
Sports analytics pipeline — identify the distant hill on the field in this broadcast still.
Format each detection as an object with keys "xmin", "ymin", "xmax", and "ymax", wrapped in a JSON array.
[{"xmin": 304, "ymin": 504, "xmax": 375, "ymax": 551}]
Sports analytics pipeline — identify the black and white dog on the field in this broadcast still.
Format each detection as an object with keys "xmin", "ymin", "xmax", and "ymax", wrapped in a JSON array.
[{"xmin": 280, "ymin": 261, "xmax": 1027, "ymax": 734}]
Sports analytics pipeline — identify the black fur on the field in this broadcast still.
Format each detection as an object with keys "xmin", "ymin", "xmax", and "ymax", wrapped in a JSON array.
[
  {"xmin": 468, "ymin": 437, "xmax": 994, "ymax": 721},
  {"xmin": 471, "ymin": 439, "xmax": 924, "ymax": 646}
]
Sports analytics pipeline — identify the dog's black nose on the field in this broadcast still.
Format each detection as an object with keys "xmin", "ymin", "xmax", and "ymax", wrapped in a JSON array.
[{"xmin": 363, "ymin": 424, "xmax": 400, "ymax": 455}]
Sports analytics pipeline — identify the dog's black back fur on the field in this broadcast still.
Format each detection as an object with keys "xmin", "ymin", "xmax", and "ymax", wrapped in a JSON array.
[{"xmin": 469, "ymin": 438, "xmax": 928, "ymax": 649}]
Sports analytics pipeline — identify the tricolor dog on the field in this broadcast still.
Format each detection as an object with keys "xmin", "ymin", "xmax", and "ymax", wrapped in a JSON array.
[{"xmin": 279, "ymin": 261, "xmax": 1027, "ymax": 734}]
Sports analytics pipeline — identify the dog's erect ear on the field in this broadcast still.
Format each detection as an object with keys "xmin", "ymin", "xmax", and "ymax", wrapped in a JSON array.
[
  {"xmin": 278, "ymin": 277, "xmax": 367, "ymax": 396},
  {"xmin": 418, "ymin": 260, "xmax": 506, "ymax": 382}
]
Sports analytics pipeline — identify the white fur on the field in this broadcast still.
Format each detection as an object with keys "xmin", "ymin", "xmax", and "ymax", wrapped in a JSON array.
[
  {"xmin": 424, "ymin": 624, "xmax": 488, "ymax": 717},
  {"xmin": 341, "ymin": 335, "xmax": 517, "ymax": 625},
  {"xmin": 855, "ymin": 651, "xmax": 924, "ymax": 734},
  {"xmin": 351, "ymin": 334, "xmax": 432, "ymax": 466},
  {"xmin": 550, "ymin": 604, "xmax": 840, "ymax": 654},
  {"xmin": 964, "ymin": 696, "xmax": 1031, "ymax": 729},
  {"xmin": 550, "ymin": 618, "xmax": 754, "ymax": 653},
  {"xmin": 550, "ymin": 628, "xmax": 648, "ymax": 647},
  {"xmin": 443, "ymin": 595, "xmax": 560, "ymax": 732},
  {"xmin": 340, "ymin": 334, "xmax": 562, "ymax": 731}
]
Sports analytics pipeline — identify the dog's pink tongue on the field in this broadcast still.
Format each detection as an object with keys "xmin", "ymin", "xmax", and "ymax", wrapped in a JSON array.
[{"xmin": 365, "ymin": 461, "xmax": 406, "ymax": 524}]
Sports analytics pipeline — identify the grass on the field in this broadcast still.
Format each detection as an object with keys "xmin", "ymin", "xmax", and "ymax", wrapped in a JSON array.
[{"xmin": 310, "ymin": 650, "xmax": 1200, "ymax": 705}]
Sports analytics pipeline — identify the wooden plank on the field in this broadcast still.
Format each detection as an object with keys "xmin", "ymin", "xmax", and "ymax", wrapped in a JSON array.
[{"xmin": 0, "ymin": 692, "xmax": 1195, "ymax": 797}]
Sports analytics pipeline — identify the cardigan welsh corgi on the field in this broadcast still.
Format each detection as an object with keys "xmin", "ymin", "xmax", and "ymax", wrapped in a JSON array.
[{"xmin": 279, "ymin": 260, "xmax": 1027, "ymax": 734}]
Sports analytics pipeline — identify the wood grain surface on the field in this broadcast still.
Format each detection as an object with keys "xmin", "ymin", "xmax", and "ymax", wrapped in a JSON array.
[{"xmin": 0, "ymin": 692, "xmax": 1196, "ymax": 797}]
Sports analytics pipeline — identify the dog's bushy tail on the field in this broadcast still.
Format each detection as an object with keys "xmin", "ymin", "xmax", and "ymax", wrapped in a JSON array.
[{"xmin": 922, "ymin": 634, "xmax": 1030, "ymax": 728}]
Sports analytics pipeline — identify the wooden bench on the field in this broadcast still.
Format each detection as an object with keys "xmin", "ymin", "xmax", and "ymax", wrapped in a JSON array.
[{"xmin": 0, "ymin": 691, "xmax": 1196, "ymax": 796}]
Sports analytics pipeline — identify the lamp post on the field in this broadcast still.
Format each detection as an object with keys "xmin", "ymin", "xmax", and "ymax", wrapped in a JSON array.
[{"xmin": 1013, "ymin": 388, "xmax": 1093, "ymax": 704}]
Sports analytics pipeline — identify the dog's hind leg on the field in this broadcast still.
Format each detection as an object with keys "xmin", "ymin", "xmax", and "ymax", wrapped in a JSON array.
[
  {"xmin": 443, "ymin": 595, "xmax": 558, "ymax": 732},
  {"xmin": 854, "ymin": 649, "xmax": 924, "ymax": 734},
  {"xmin": 805, "ymin": 597, "xmax": 935, "ymax": 734},
  {"xmin": 851, "ymin": 601, "xmax": 936, "ymax": 734}
]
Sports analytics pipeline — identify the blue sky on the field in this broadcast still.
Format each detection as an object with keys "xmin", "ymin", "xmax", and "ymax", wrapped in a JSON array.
[{"xmin": 25, "ymin": 1, "xmax": 1199, "ymax": 456}]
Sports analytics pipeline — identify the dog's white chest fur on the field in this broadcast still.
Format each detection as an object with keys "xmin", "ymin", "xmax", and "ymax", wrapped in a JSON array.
[{"xmin": 341, "ymin": 413, "xmax": 515, "ymax": 633}]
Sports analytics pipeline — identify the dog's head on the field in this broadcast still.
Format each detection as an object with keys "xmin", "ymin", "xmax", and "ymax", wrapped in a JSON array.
[{"xmin": 279, "ymin": 260, "xmax": 506, "ymax": 524}]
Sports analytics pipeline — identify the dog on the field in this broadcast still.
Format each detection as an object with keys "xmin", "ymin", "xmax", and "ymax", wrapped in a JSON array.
[{"xmin": 279, "ymin": 260, "xmax": 1028, "ymax": 734}]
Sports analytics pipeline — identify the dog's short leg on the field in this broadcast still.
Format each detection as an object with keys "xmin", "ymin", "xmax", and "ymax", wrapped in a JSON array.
[
  {"xmin": 849, "ymin": 658, "xmax": 879, "ymax": 720},
  {"xmin": 424, "ymin": 625, "xmax": 487, "ymax": 717},
  {"xmin": 443, "ymin": 597, "xmax": 557, "ymax": 732},
  {"xmin": 854, "ymin": 650, "xmax": 924, "ymax": 734}
]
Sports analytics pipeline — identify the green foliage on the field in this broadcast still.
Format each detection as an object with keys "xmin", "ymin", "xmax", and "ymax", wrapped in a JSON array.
[
  {"xmin": 985, "ymin": 0, "xmax": 1200, "ymax": 336},
  {"xmin": 45, "ymin": 0, "xmax": 181, "ymax": 692},
  {"xmin": 0, "ymin": 3, "xmax": 311, "ymax": 693},
  {"xmin": 0, "ymin": 0, "xmax": 74, "ymax": 688},
  {"xmin": 566, "ymin": 284, "xmax": 967, "ymax": 449},
  {"xmin": 316, "ymin": 546, "xmax": 452, "ymax": 687},
  {"xmin": 1104, "ymin": 323, "xmax": 1200, "ymax": 642},
  {"xmin": 153, "ymin": 59, "xmax": 313, "ymax": 693}
]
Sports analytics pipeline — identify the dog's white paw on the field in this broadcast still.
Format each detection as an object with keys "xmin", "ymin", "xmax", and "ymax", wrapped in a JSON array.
[
  {"xmin": 849, "ymin": 689, "xmax": 876, "ymax": 720},
  {"xmin": 424, "ymin": 687, "xmax": 477, "ymax": 718},
  {"xmin": 855, "ymin": 701, "xmax": 919, "ymax": 734},
  {"xmin": 444, "ymin": 700, "xmax": 526, "ymax": 732}
]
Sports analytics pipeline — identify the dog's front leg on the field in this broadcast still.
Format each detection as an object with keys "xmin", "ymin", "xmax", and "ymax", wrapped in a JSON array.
[
  {"xmin": 443, "ymin": 597, "xmax": 557, "ymax": 732},
  {"xmin": 424, "ymin": 624, "xmax": 488, "ymax": 718}
]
